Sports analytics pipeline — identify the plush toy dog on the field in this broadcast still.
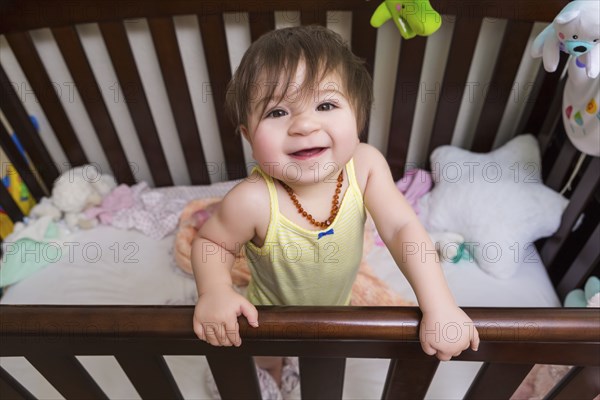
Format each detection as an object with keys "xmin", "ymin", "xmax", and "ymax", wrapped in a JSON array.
[{"xmin": 531, "ymin": 0, "xmax": 600, "ymax": 79}]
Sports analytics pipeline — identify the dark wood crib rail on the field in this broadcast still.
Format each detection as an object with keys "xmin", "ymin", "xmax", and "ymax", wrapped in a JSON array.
[{"xmin": 1, "ymin": 305, "xmax": 599, "ymax": 400}]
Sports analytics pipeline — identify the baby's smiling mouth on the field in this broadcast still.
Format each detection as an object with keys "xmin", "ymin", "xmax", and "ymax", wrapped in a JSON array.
[{"xmin": 289, "ymin": 147, "xmax": 327, "ymax": 159}]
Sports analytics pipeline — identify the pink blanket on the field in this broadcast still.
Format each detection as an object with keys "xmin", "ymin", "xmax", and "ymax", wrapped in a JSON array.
[{"xmin": 86, "ymin": 182, "xmax": 187, "ymax": 240}]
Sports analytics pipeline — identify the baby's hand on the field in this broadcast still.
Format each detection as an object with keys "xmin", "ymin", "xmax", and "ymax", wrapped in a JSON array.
[
  {"xmin": 419, "ymin": 307, "xmax": 479, "ymax": 361},
  {"xmin": 193, "ymin": 286, "xmax": 259, "ymax": 347}
]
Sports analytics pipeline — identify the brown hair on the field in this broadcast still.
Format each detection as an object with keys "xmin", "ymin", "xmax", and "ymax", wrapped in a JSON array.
[{"xmin": 225, "ymin": 25, "xmax": 373, "ymax": 134}]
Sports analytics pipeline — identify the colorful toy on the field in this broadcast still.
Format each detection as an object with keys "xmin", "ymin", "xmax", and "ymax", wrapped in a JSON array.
[
  {"xmin": 532, "ymin": 0, "xmax": 600, "ymax": 157},
  {"xmin": 0, "ymin": 116, "xmax": 39, "ymax": 239},
  {"xmin": 370, "ymin": 0, "xmax": 442, "ymax": 39},
  {"xmin": 531, "ymin": 0, "xmax": 600, "ymax": 79},
  {"xmin": 428, "ymin": 231, "xmax": 471, "ymax": 264},
  {"xmin": 562, "ymin": 51, "xmax": 600, "ymax": 156},
  {"xmin": 564, "ymin": 276, "xmax": 600, "ymax": 307}
]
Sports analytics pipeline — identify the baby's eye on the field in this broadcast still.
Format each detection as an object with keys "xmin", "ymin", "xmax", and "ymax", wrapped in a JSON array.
[
  {"xmin": 266, "ymin": 109, "xmax": 287, "ymax": 118},
  {"xmin": 572, "ymin": 35, "xmax": 578, "ymax": 39},
  {"xmin": 317, "ymin": 102, "xmax": 337, "ymax": 111}
]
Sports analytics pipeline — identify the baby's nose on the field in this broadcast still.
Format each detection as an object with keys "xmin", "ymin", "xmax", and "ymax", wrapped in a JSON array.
[{"xmin": 289, "ymin": 113, "xmax": 320, "ymax": 135}]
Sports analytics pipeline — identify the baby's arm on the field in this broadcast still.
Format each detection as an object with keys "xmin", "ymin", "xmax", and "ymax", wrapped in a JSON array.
[
  {"xmin": 358, "ymin": 145, "xmax": 479, "ymax": 360},
  {"xmin": 191, "ymin": 180, "xmax": 264, "ymax": 347}
]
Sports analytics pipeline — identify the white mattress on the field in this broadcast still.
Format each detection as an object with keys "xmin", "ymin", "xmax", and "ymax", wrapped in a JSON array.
[{"xmin": 0, "ymin": 211, "xmax": 560, "ymax": 400}]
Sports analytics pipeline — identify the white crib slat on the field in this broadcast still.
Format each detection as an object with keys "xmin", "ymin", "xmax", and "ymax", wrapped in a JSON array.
[
  {"xmin": 99, "ymin": 20, "xmax": 173, "ymax": 187},
  {"xmin": 5, "ymin": 31, "xmax": 88, "ymax": 167},
  {"xmin": 51, "ymin": 25, "xmax": 136, "ymax": 185},
  {"xmin": 0, "ymin": 366, "xmax": 33, "ymax": 400},
  {"xmin": 198, "ymin": 13, "xmax": 246, "ymax": 180}
]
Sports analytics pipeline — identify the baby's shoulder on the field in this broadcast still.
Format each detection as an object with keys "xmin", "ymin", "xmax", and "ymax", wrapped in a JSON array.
[
  {"xmin": 218, "ymin": 170, "xmax": 271, "ymax": 225},
  {"xmin": 352, "ymin": 143, "xmax": 388, "ymax": 193}
]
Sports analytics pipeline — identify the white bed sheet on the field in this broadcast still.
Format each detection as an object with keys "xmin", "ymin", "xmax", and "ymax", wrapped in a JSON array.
[{"xmin": 0, "ymin": 209, "xmax": 560, "ymax": 400}]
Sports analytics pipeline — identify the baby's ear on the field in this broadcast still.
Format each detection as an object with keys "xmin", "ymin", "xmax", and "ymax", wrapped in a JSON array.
[{"xmin": 240, "ymin": 125, "xmax": 251, "ymax": 142}]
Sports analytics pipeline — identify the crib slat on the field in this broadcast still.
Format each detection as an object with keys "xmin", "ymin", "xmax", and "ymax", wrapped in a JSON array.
[
  {"xmin": 26, "ymin": 354, "xmax": 107, "ymax": 400},
  {"xmin": 463, "ymin": 362, "xmax": 533, "ymax": 400},
  {"xmin": 0, "ymin": 64, "xmax": 58, "ymax": 190},
  {"xmin": 206, "ymin": 355, "xmax": 262, "ymax": 399},
  {"xmin": 539, "ymin": 81, "xmax": 569, "ymax": 161},
  {"xmin": 5, "ymin": 31, "xmax": 88, "ymax": 167},
  {"xmin": 115, "ymin": 354, "xmax": 182, "ymax": 400},
  {"xmin": 0, "ymin": 365, "xmax": 35, "ymax": 400},
  {"xmin": 556, "ymin": 222, "xmax": 600, "ymax": 301},
  {"xmin": 351, "ymin": 10, "xmax": 377, "ymax": 141},
  {"xmin": 249, "ymin": 12, "xmax": 276, "ymax": 42},
  {"xmin": 381, "ymin": 357, "xmax": 439, "ymax": 399},
  {"xmin": 546, "ymin": 366, "xmax": 600, "ymax": 399},
  {"xmin": 50, "ymin": 26, "xmax": 134, "ymax": 185},
  {"xmin": 471, "ymin": 21, "xmax": 533, "ymax": 152},
  {"xmin": 0, "ymin": 121, "xmax": 45, "ymax": 200},
  {"xmin": 50, "ymin": 25, "xmax": 136, "ymax": 185},
  {"xmin": 148, "ymin": 16, "xmax": 210, "ymax": 185},
  {"xmin": 428, "ymin": 17, "xmax": 483, "ymax": 154},
  {"xmin": 386, "ymin": 37, "xmax": 427, "ymax": 180},
  {"xmin": 0, "ymin": 178, "xmax": 24, "ymax": 222},
  {"xmin": 99, "ymin": 21, "xmax": 173, "ymax": 187},
  {"xmin": 350, "ymin": 11, "xmax": 376, "ymax": 78},
  {"xmin": 544, "ymin": 131, "xmax": 577, "ymax": 191},
  {"xmin": 543, "ymin": 157, "xmax": 600, "ymax": 276},
  {"xmin": 299, "ymin": 357, "xmax": 345, "ymax": 399},
  {"xmin": 198, "ymin": 13, "xmax": 246, "ymax": 180},
  {"xmin": 519, "ymin": 54, "xmax": 568, "ymax": 140}
]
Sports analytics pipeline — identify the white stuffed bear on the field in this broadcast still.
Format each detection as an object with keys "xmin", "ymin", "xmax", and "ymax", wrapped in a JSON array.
[
  {"xmin": 531, "ymin": 0, "xmax": 600, "ymax": 79},
  {"xmin": 30, "ymin": 165, "xmax": 117, "ymax": 229}
]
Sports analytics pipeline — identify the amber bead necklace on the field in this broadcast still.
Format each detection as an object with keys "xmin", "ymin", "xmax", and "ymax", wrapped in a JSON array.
[{"xmin": 279, "ymin": 170, "xmax": 343, "ymax": 229}]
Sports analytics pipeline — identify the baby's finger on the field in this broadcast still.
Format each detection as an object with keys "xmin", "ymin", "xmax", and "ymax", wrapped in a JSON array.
[
  {"xmin": 240, "ymin": 301, "xmax": 259, "ymax": 328},
  {"xmin": 193, "ymin": 319, "xmax": 206, "ymax": 341},
  {"xmin": 204, "ymin": 324, "xmax": 222, "ymax": 346},
  {"xmin": 420, "ymin": 340, "xmax": 437, "ymax": 356},
  {"xmin": 217, "ymin": 323, "xmax": 236, "ymax": 346},
  {"xmin": 471, "ymin": 327, "xmax": 480, "ymax": 351},
  {"xmin": 436, "ymin": 351, "xmax": 453, "ymax": 362},
  {"xmin": 225, "ymin": 321, "xmax": 241, "ymax": 347}
]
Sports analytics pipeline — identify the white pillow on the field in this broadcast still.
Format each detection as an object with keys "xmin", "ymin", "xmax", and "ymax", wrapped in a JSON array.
[{"xmin": 419, "ymin": 134, "xmax": 568, "ymax": 279}]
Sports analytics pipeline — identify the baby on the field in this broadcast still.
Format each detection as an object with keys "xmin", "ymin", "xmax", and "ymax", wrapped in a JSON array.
[{"xmin": 192, "ymin": 25, "xmax": 479, "ymax": 397}]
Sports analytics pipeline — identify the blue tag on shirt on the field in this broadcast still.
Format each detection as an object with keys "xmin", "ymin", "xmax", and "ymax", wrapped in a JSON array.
[{"xmin": 318, "ymin": 228, "xmax": 334, "ymax": 239}]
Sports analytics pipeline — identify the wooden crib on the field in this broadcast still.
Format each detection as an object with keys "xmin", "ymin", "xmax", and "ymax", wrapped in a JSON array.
[{"xmin": 0, "ymin": 0, "xmax": 599, "ymax": 399}]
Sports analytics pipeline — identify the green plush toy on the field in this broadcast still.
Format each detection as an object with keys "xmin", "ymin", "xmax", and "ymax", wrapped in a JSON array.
[
  {"xmin": 370, "ymin": 0, "xmax": 442, "ymax": 39},
  {"xmin": 564, "ymin": 276, "xmax": 600, "ymax": 308}
]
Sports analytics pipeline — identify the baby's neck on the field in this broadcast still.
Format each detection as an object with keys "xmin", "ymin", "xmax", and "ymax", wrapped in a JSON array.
[{"xmin": 275, "ymin": 167, "xmax": 348, "ymax": 230}]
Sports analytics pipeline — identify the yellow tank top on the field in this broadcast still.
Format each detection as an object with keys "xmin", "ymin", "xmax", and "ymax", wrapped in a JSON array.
[{"xmin": 244, "ymin": 159, "xmax": 366, "ymax": 306}]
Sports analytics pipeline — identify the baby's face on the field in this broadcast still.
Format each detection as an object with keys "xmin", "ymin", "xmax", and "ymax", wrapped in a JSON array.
[{"xmin": 241, "ymin": 62, "xmax": 359, "ymax": 185}]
